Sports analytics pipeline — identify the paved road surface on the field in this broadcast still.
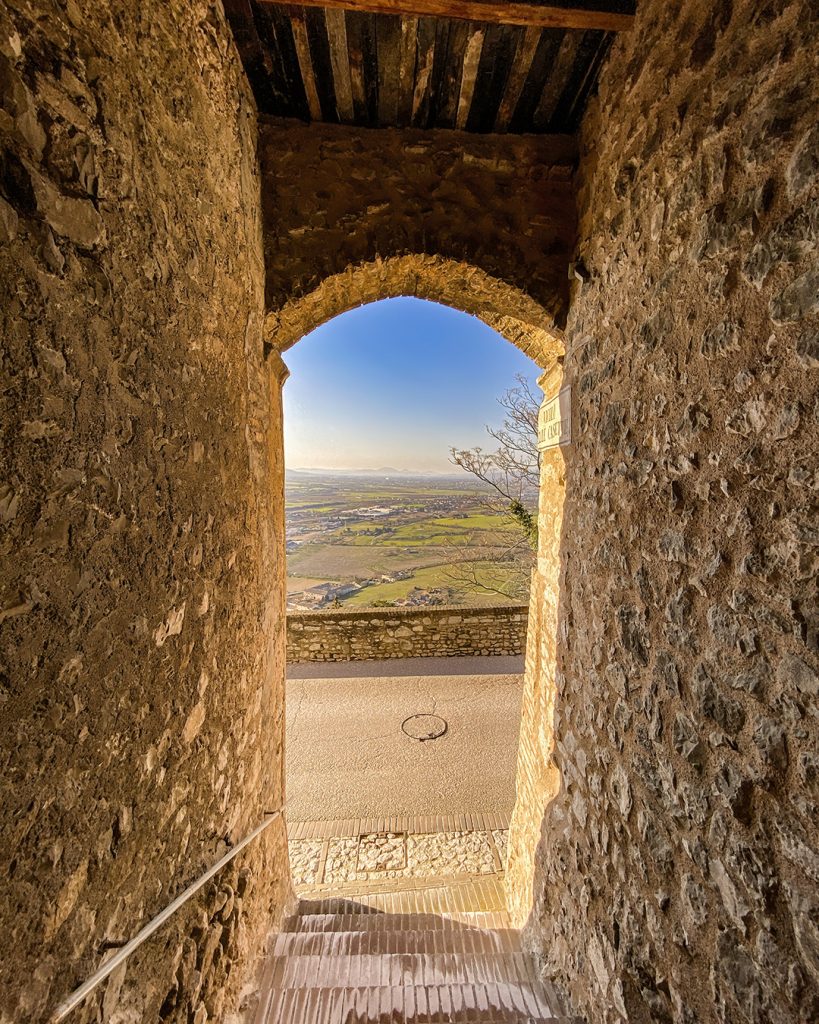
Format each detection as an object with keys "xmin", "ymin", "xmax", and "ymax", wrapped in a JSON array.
[{"xmin": 285, "ymin": 656, "xmax": 524, "ymax": 822}]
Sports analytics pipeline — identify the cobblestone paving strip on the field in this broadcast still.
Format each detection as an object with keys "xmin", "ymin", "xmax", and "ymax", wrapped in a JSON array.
[
  {"xmin": 288, "ymin": 839, "xmax": 325, "ymax": 886},
  {"xmin": 356, "ymin": 831, "xmax": 407, "ymax": 872},
  {"xmin": 407, "ymin": 830, "xmax": 497, "ymax": 876},
  {"xmin": 291, "ymin": 828, "xmax": 509, "ymax": 888},
  {"xmin": 323, "ymin": 836, "xmax": 359, "ymax": 883}
]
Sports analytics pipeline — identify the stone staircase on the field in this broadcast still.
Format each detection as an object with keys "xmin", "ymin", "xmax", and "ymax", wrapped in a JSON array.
[{"xmin": 253, "ymin": 876, "xmax": 576, "ymax": 1023}]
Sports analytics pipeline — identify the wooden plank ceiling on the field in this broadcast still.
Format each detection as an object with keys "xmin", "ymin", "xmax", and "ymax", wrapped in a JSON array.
[{"xmin": 224, "ymin": 1, "xmax": 635, "ymax": 134}]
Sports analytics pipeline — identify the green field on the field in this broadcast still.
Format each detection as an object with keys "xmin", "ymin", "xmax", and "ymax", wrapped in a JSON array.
[
  {"xmin": 340, "ymin": 561, "xmax": 520, "ymax": 607},
  {"xmin": 288, "ymin": 543, "xmax": 455, "ymax": 579},
  {"xmin": 328, "ymin": 512, "xmax": 515, "ymax": 548},
  {"xmin": 431, "ymin": 513, "xmax": 514, "ymax": 530},
  {"xmin": 285, "ymin": 473, "xmax": 531, "ymax": 608},
  {"xmin": 286, "ymin": 576, "xmax": 327, "ymax": 593}
]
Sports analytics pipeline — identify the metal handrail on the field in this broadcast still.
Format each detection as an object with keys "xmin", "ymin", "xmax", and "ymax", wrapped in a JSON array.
[{"xmin": 49, "ymin": 808, "xmax": 285, "ymax": 1022}]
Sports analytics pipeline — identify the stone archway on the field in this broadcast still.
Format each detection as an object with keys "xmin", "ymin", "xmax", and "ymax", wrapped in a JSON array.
[
  {"xmin": 266, "ymin": 255, "xmax": 568, "ymax": 930},
  {"xmin": 264, "ymin": 253, "xmax": 564, "ymax": 368},
  {"xmin": 258, "ymin": 118, "xmax": 577, "ymax": 336}
]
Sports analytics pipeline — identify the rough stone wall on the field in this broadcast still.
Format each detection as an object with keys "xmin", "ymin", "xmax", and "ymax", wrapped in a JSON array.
[
  {"xmin": 287, "ymin": 605, "xmax": 528, "ymax": 663},
  {"xmin": 0, "ymin": 2, "xmax": 289, "ymax": 1022},
  {"xmin": 512, "ymin": 2, "xmax": 819, "ymax": 1023},
  {"xmin": 507, "ymin": 360, "xmax": 565, "ymax": 933},
  {"xmin": 259, "ymin": 119, "xmax": 576, "ymax": 339}
]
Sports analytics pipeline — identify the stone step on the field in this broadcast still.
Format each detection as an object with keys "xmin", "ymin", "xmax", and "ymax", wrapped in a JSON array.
[
  {"xmin": 255, "ymin": 881, "xmax": 574, "ymax": 1024},
  {"xmin": 265, "ymin": 951, "xmax": 544, "ymax": 989},
  {"xmin": 273, "ymin": 928, "xmax": 521, "ymax": 956},
  {"xmin": 297, "ymin": 877, "xmax": 507, "ymax": 916},
  {"xmin": 255, "ymin": 981, "xmax": 570, "ymax": 1023},
  {"xmin": 284, "ymin": 910, "xmax": 512, "ymax": 933}
]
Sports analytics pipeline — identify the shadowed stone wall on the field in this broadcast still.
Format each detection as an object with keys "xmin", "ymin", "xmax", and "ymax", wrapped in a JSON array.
[
  {"xmin": 287, "ymin": 605, "xmax": 529, "ymax": 663},
  {"xmin": 0, "ymin": 2, "xmax": 289, "ymax": 1021},
  {"xmin": 509, "ymin": 1, "xmax": 819, "ymax": 1022},
  {"xmin": 259, "ymin": 119, "xmax": 577, "ymax": 348}
]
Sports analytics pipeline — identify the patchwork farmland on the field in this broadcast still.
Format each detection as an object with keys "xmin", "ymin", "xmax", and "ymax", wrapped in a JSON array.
[{"xmin": 286, "ymin": 471, "xmax": 528, "ymax": 609}]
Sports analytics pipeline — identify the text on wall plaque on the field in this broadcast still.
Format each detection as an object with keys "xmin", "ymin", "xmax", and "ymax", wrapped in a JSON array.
[{"xmin": 538, "ymin": 385, "xmax": 572, "ymax": 451}]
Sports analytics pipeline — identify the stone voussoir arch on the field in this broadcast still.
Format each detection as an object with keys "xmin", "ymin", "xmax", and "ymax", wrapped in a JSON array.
[{"xmin": 263, "ymin": 254, "xmax": 565, "ymax": 369}]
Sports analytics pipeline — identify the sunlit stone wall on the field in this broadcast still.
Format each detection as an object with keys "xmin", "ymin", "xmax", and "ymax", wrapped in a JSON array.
[
  {"xmin": 0, "ymin": 3, "xmax": 289, "ymax": 1021},
  {"xmin": 287, "ymin": 604, "xmax": 529, "ymax": 662},
  {"xmin": 510, "ymin": 1, "xmax": 819, "ymax": 1021}
]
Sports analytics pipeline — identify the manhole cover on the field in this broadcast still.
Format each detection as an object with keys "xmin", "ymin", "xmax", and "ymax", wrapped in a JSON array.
[{"xmin": 401, "ymin": 714, "xmax": 447, "ymax": 741}]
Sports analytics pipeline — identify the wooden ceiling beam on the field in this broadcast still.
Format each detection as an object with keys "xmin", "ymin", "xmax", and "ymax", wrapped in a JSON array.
[
  {"xmin": 455, "ymin": 26, "xmax": 484, "ymax": 129},
  {"xmin": 325, "ymin": 8, "xmax": 355, "ymax": 121},
  {"xmin": 397, "ymin": 16, "xmax": 419, "ymax": 123},
  {"xmin": 494, "ymin": 24, "xmax": 540, "ymax": 132},
  {"xmin": 290, "ymin": 12, "xmax": 324, "ymax": 119},
  {"xmin": 257, "ymin": 1, "xmax": 635, "ymax": 33}
]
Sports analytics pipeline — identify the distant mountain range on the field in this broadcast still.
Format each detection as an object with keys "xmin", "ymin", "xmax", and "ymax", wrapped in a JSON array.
[{"xmin": 287, "ymin": 466, "xmax": 463, "ymax": 479}]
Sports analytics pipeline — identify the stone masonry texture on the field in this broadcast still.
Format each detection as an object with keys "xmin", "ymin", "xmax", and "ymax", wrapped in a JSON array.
[
  {"xmin": 1, "ymin": 0, "xmax": 818, "ymax": 1022},
  {"xmin": 287, "ymin": 605, "xmax": 529, "ymax": 662},
  {"xmin": 507, "ymin": 2, "xmax": 819, "ymax": 1023},
  {"xmin": 0, "ymin": 2, "xmax": 290, "ymax": 1022},
  {"xmin": 259, "ymin": 120, "xmax": 576, "ymax": 360}
]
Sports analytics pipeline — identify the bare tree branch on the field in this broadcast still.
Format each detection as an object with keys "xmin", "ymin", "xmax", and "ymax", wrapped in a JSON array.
[
  {"xmin": 447, "ymin": 375, "xmax": 540, "ymax": 600},
  {"xmin": 439, "ymin": 529, "xmax": 533, "ymax": 602}
]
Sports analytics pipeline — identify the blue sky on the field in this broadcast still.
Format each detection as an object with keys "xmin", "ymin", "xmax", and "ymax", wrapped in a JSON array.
[{"xmin": 283, "ymin": 297, "xmax": 541, "ymax": 472}]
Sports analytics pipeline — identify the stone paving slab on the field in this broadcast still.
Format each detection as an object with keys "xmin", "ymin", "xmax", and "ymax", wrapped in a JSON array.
[{"xmin": 289, "ymin": 826, "xmax": 510, "ymax": 890}]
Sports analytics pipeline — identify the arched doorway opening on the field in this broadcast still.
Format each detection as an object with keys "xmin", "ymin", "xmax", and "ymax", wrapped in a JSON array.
[
  {"xmin": 264, "ymin": 254, "xmax": 562, "ymax": 366},
  {"xmin": 266, "ymin": 256, "xmax": 568, "ymax": 925}
]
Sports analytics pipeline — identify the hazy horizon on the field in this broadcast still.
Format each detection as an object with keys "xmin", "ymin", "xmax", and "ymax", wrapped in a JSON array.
[
  {"xmin": 283, "ymin": 297, "xmax": 540, "ymax": 472},
  {"xmin": 286, "ymin": 465, "xmax": 480, "ymax": 477}
]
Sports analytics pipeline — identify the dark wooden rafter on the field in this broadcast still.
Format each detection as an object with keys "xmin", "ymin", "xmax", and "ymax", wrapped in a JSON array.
[
  {"xmin": 376, "ymin": 15, "xmax": 402, "ymax": 124},
  {"xmin": 494, "ymin": 24, "xmax": 539, "ymax": 131},
  {"xmin": 222, "ymin": 0, "xmax": 278, "ymax": 108},
  {"xmin": 506, "ymin": 28, "xmax": 562, "ymax": 131},
  {"xmin": 324, "ymin": 7, "xmax": 355, "ymax": 120},
  {"xmin": 290, "ymin": 9, "xmax": 324, "ymax": 119},
  {"xmin": 304, "ymin": 6, "xmax": 339, "ymax": 120},
  {"xmin": 532, "ymin": 29, "xmax": 581, "ymax": 128},
  {"xmin": 559, "ymin": 28, "xmax": 611, "ymax": 128},
  {"xmin": 226, "ymin": 2, "xmax": 623, "ymax": 134},
  {"xmin": 397, "ymin": 15, "xmax": 419, "ymax": 123},
  {"xmin": 345, "ymin": 11, "xmax": 374, "ymax": 121},
  {"xmin": 455, "ymin": 25, "xmax": 484, "ymax": 128},
  {"xmin": 535, "ymin": 27, "xmax": 605, "ymax": 130},
  {"xmin": 435, "ymin": 18, "xmax": 470, "ymax": 127},
  {"xmin": 256, "ymin": 0, "xmax": 635, "ymax": 32},
  {"xmin": 256, "ymin": 3, "xmax": 312, "ymax": 119},
  {"xmin": 466, "ymin": 21, "xmax": 518, "ymax": 132},
  {"xmin": 426, "ymin": 16, "xmax": 452, "ymax": 126},
  {"xmin": 411, "ymin": 18, "xmax": 437, "ymax": 124},
  {"xmin": 359, "ymin": 13, "xmax": 380, "ymax": 121}
]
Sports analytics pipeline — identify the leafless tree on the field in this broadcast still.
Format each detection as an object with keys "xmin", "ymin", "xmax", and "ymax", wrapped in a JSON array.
[
  {"xmin": 445, "ymin": 374, "xmax": 541, "ymax": 601},
  {"xmin": 439, "ymin": 532, "xmax": 534, "ymax": 602}
]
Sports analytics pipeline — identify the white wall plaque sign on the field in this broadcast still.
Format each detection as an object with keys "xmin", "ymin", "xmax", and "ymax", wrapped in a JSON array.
[{"xmin": 538, "ymin": 385, "xmax": 572, "ymax": 450}]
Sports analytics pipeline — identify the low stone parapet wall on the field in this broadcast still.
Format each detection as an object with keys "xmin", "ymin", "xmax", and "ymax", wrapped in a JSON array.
[{"xmin": 286, "ymin": 604, "xmax": 529, "ymax": 662}]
